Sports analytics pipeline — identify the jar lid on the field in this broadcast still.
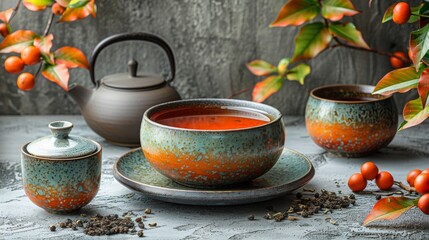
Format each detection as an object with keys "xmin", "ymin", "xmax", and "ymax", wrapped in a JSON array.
[{"xmin": 26, "ymin": 121, "xmax": 97, "ymax": 158}]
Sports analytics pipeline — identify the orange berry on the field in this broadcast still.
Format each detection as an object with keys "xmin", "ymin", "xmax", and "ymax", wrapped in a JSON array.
[
  {"xmin": 375, "ymin": 171, "xmax": 394, "ymax": 190},
  {"xmin": 390, "ymin": 52, "xmax": 408, "ymax": 69},
  {"xmin": 393, "ymin": 2, "xmax": 411, "ymax": 25},
  {"xmin": 415, "ymin": 173, "xmax": 429, "ymax": 195},
  {"xmin": 0, "ymin": 23, "xmax": 9, "ymax": 37},
  {"xmin": 422, "ymin": 169, "xmax": 429, "ymax": 174},
  {"xmin": 418, "ymin": 194, "xmax": 429, "ymax": 215},
  {"xmin": 407, "ymin": 169, "xmax": 422, "ymax": 187},
  {"xmin": 348, "ymin": 173, "xmax": 367, "ymax": 192},
  {"xmin": 4, "ymin": 56, "xmax": 24, "ymax": 74},
  {"xmin": 16, "ymin": 72, "xmax": 35, "ymax": 91},
  {"xmin": 361, "ymin": 162, "xmax": 379, "ymax": 180},
  {"xmin": 21, "ymin": 46, "xmax": 40, "ymax": 65},
  {"xmin": 52, "ymin": 3, "xmax": 65, "ymax": 15}
]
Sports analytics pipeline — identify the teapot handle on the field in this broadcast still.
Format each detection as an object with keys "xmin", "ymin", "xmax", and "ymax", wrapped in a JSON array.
[{"xmin": 89, "ymin": 32, "xmax": 176, "ymax": 86}]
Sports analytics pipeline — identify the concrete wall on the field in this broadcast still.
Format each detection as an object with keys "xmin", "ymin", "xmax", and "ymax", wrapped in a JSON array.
[{"xmin": 0, "ymin": 0, "xmax": 416, "ymax": 115}]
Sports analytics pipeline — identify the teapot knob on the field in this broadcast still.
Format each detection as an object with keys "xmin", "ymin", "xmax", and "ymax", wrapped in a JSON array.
[{"xmin": 128, "ymin": 59, "xmax": 138, "ymax": 77}]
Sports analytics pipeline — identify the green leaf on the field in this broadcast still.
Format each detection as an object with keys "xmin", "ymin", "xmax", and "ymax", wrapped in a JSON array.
[
  {"xmin": 42, "ymin": 63, "xmax": 70, "ymax": 91},
  {"xmin": 252, "ymin": 76, "xmax": 283, "ymax": 103},
  {"xmin": 286, "ymin": 63, "xmax": 311, "ymax": 85},
  {"xmin": 292, "ymin": 22, "xmax": 332, "ymax": 62},
  {"xmin": 270, "ymin": 0, "xmax": 320, "ymax": 27},
  {"xmin": 321, "ymin": 0, "xmax": 359, "ymax": 21},
  {"xmin": 329, "ymin": 22, "xmax": 369, "ymax": 48},
  {"xmin": 363, "ymin": 197, "xmax": 416, "ymax": 226},
  {"xmin": 68, "ymin": 0, "xmax": 90, "ymax": 8},
  {"xmin": 23, "ymin": 0, "xmax": 53, "ymax": 11},
  {"xmin": 382, "ymin": 3, "xmax": 396, "ymax": 23},
  {"xmin": 418, "ymin": 69, "xmax": 429, "ymax": 106},
  {"xmin": 0, "ymin": 30, "xmax": 37, "ymax": 53},
  {"xmin": 54, "ymin": 46, "xmax": 90, "ymax": 69},
  {"xmin": 373, "ymin": 67, "xmax": 421, "ymax": 95},
  {"xmin": 277, "ymin": 58, "xmax": 291, "ymax": 75},
  {"xmin": 246, "ymin": 60, "xmax": 276, "ymax": 76},
  {"xmin": 399, "ymin": 97, "xmax": 429, "ymax": 130},
  {"xmin": 410, "ymin": 23, "xmax": 429, "ymax": 71}
]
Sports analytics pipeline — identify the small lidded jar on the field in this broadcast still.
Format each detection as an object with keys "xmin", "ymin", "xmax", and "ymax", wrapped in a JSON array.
[{"xmin": 21, "ymin": 121, "xmax": 102, "ymax": 213}]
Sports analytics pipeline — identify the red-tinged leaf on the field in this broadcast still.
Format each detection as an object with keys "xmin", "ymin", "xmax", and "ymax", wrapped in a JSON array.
[
  {"xmin": 400, "ymin": 97, "xmax": 429, "ymax": 130},
  {"xmin": 252, "ymin": 76, "xmax": 283, "ymax": 103},
  {"xmin": 0, "ymin": 30, "xmax": 37, "ymax": 53},
  {"xmin": 54, "ymin": 46, "xmax": 89, "ymax": 69},
  {"xmin": 56, "ymin": 0, "xmax": 71, "ymax": 7},
  {"xmin": 247, "ymin": 60, "xmax": 276, "ymax": 76},
  {"xmin": 58, "ymin": 0, "xmax": 96, "ymax": 22},
  {"xmin": 0, "ymin": 8, "xmax": 14, "ymax": 24},
  {"xmin": 270, "ymin": 0, "xmax": 319, "ymax": 27},
  {"xmin": 418, "ymin": 69, "xmax": 429, "ymax": 106},
  {"xmin": 42, "ymin": 64, "xmax": 70, "ymax": 91},
  {"xmin": 373, "ymin": 67, "xmax": 421, "ymax": 95},
  {"xmin": 292, "ymin": 22, "xmax": 332, "ymax": 62},
  {"xmin": 277, "ymin": 58, "xmax": 291, "ymax": 75},
  {"xmin": 286, "ymin": 63, "xmax": 311, "ymax": 85},
  {"xmin": 321, "ymin": 0, "xmax": 359, "ymax": 21},
  {"xmin": 329, "ymin": 22, "xmax": 369, "ymax": 48},
  {"xmin": 410, "ymin": 24, "xmax": 429, "ymax": 71},
  {"xmin": 23, "ymin": 0, "xmax": 53, "ymax": 11},
  {"xmin": 363, "ymin": 197, "xmax": 416, "ymax": 226},
  {"xmin": 33, "ymin": 34, "xmax": 53, "ymax": 55}
]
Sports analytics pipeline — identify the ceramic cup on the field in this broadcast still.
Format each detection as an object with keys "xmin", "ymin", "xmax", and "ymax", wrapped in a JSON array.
[
  {"xmin": 21, "ymin": 121, "xmax": 102, "ymax": 213},
  {"xmin": 305, "ymin": 84, "xmax": 398, "ymax": 157},
  {"xmin": 140, "ymin": 99, "xmax": 285, "ymax": 188}
]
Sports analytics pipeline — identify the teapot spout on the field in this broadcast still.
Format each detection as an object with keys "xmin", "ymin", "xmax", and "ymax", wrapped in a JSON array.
[{"xmin": 68, "ymin": 84, "xmax": 93, "ymax": 110}]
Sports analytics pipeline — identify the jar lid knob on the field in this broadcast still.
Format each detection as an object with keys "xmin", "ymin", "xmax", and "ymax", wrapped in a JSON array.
[{"xmin": 49, "ymin": 121, "xmax": 73, "ymax": 139}]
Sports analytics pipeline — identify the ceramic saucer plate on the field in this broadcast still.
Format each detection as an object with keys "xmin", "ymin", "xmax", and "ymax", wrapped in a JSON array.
[{"xmin": 113, "ymin": 148, "xmax": 315, "ymax": 206}]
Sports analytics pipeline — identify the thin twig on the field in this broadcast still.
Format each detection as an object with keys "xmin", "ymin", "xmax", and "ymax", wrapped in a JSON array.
[
  {"xmin": 227, "ymin": 87, "xmax": 251, "ymax": 99},
  {"xmin": 9, "ymin": 0, "xmax": 22, "ymax": 22},
  {"xmin": 394, "ymin": 181, "xmax": 416, "ymax": 193},
  {"xmin": 334, "ymin": 38, "xmax": 410, "ymax": 63},
  {"xmin": 43, "ymin": 12, "xmax": 55, "ymax": 36}
]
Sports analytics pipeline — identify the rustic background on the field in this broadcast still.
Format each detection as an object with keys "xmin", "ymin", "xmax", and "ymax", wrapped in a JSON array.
[{"xmin": 0, "ymin": 0, "xmax": 417, "ymax": 115}]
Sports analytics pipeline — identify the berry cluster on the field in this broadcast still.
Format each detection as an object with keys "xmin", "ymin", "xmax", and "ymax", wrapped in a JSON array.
[
  {"xmin": 4, "ymin": 46, "xmax": 41, "ymax": 91},
  {"xmin": 407, "ymin": 169, "xmax": 429, "ymax": 214},
  {"xmin": 348, "ymin": 162, "xmax": 394, "ymax": 192}
]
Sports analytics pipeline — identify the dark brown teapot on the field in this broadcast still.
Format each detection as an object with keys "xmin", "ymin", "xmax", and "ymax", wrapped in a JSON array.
[{"xmin": 68, "ymin": 32, "xmax": 181, "ymax": 146}]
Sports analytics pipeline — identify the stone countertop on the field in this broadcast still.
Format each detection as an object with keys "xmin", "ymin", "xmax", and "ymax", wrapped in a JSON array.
[{"xmin": 1, "ymin": 115, "xmax": 429, "ymax": 240}]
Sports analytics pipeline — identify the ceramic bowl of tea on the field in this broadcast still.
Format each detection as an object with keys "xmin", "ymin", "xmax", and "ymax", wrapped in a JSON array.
[
  {"xmin": 140, "ymin": 98, "xmax": 285, "ymax": 188},
  {"xmin": 305, "ymin": 84, "xmax": 398, "ymax": 157},
  {"xmin": 21, "ymin": 121, "xmax": 102, "ymax": 213}
]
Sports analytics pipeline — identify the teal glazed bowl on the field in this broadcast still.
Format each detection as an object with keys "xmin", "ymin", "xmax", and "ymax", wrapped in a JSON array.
[
  {"xmin": 21, "ymin": 121, "xmax": 102, "ymax": 213},
  {"xmin": 305, "ymin": 84, "xmax": 398, "ymax": 157},
  {"xmin": 140, "ymin": 99, "xmax": 286, "ymax": 188}
]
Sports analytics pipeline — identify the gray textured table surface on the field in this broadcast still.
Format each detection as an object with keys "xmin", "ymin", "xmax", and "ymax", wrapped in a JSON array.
[{"xmin": 1, "ymin": 115, "xmax": 429, "ymax": 240}]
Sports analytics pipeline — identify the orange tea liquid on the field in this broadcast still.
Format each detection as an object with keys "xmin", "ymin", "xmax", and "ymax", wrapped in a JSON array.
[{"xmin": 150, "ymin": 107, "xmax": 270, "ymax": 130}]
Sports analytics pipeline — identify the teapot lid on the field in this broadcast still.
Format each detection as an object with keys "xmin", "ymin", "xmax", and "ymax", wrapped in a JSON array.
[
  {"xmin": 26, "ymin": 121, "xmax": 97, "ymax": 158},
  {"xmin": 101, "ymin": 59, "xmax": 165, "ymax": 90}
]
